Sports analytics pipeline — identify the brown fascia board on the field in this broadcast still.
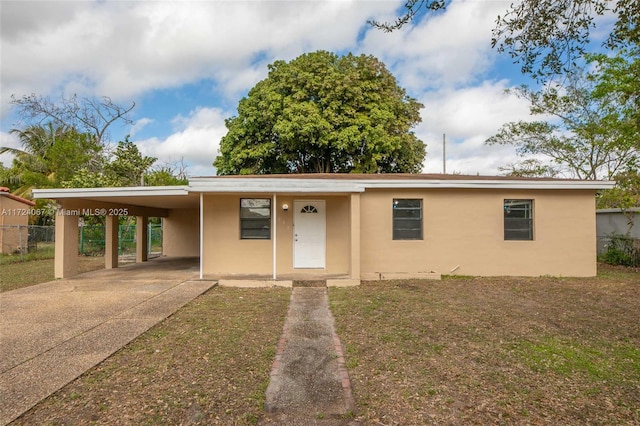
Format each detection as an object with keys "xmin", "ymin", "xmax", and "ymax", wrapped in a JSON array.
[{"xmin": 0, "ymin": 187, "xmax": 36, "ymax": 206}]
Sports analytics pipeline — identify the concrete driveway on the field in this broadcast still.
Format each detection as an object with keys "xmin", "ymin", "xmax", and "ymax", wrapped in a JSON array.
[{"xmin": 0, "ymin": 257, "xmax": 215, "ymax": 426}]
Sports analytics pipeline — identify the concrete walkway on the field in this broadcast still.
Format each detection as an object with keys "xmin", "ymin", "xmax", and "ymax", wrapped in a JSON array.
[
  {"xmin": 0, "ymin": 257, "xmax": 214, "ymax": 426},
  {"xmin": 261, "ymin": 287, "xmax": 356, "ymax": 425}
]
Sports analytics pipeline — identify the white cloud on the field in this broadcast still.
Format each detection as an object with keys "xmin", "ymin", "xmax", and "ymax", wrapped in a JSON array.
[
  {"xmin": 417, "ymin": 80, "xmax": 534, "ymax": 175},
  {"xmin": 1, "ymin": 0, "xmax": 548, "ymax": 178},
  {"xmin": 362, "ymin": 0, "xmax": 510, "ymax": 91},
  {"xmin": 0, "ymin": 131, "xmax": 20, "ymax": 166},
  {"xmin": 1, "ymin": 0, "xmax": 396, "ymax": 104},
  {"xmin": 136, "ymin": 107, "xmax": 228, "ymax": 177},
  {"xmin": 129, "ymin": 118, "xmax": 154, "ymax": 138},
  {"xmin": 421, "ymin": 80, "xmax": 532, "ymax": 137}
]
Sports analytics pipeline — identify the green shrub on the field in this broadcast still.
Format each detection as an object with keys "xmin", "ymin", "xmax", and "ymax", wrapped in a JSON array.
[{"xmin": 601, "ymin": 235, "xmax": 640, "ymax": 267}]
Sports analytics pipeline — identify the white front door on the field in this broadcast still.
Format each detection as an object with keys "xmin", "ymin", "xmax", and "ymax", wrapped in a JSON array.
[{"xmin": 293, "ymin": 200, "xmax": 326, "ymax": 268}]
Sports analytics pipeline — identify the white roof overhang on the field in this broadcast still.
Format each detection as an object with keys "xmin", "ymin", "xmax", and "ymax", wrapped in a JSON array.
[
  {"xmin": 31, "ymin": 178, "xmax": 615, "ymax": 212},
  {"xmin": 32, "ymin": 186, "xmax": 197, "ymax": 212},
  {"xmin": 188, "ymin": 178, "xmax": 366, "ymax": 193},
  {"xmin": 32, "ymin": 186, "xmax": 190, "ymax": 198},
  {"xmin": 189, "ymin": 177, "xmax": 616, "ymax": 192},
  {"xmin": 355, "ymin": 179, "xmax": 616, "ymax": 190}
]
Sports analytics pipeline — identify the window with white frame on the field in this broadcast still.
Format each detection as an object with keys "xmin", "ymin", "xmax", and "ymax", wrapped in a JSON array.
[
  {"xmin": 504, "ymin": 199, "xmax": 533, "ymax": 240},
  {"xmin": 393, "ymin": 199, "xmax": 423, "ymax": 240},
  {"xmin": 240, "ymin": 198, "xmax": 271, "ymax": 239}
]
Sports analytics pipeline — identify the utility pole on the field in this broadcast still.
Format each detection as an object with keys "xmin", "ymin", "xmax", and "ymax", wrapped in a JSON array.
[{"xmin": 442, "ymin": 133, "xmax": 446, "ymax": 174}]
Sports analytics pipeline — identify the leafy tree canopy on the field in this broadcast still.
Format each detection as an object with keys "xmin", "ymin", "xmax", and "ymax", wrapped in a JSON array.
[
  {"xmin": 3, "ymin": 94, "xmax": 186, "ymax": 224},
  {"xmin": 492, "ymin": 0, "xmax": 639, "ymax": 80},
  {"xmin": 1, "ymin": 123, "xmax": 103, "ymax": 196},
  {"xmin": 486, "ymin": 52, "xmax": 639, "ymax": 180},
  {"xmin": 371, "ymin": 0, "xmax": 639, "ymax": 80},
  {"xmin": 4, "ymin": 94, "xmax": 187, "ymax": 191},
  {"xmin": 214, "ymin": 50, "xmax": 425, "ymax": 174},
  {"xmin": 497, "ymin": 158, "xmax": 561, "ymax": 178},
  {"xmin": 144, "ymin": 160, "xmax": 189, "ymax": 186},
  {"xmin": 106, "ymin": 138, "xmax": 156, "ymax": 186},
  {"xmin": 598, "ymin": 169, "xmax": 640, "ymax": 209},
  {"xmin": 63, "ymin": 137, "xmax": 157, "ymax": 188}
]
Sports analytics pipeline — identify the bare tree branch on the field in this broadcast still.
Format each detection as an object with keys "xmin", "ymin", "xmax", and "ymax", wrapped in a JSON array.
[{"xmin": 10, "ymin": 94, "xmax": 135, "ymax": 146}]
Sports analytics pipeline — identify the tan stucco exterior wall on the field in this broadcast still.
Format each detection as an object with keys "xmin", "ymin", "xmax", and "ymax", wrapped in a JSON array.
[
  {"xmin": 201, "ymin": 194, "xmax": 351, "ymax": 277},
  {"xmin": 0, "ymin": 196, "xmax": 31, "ymax": 253},
  {"xmin": 163, "ymin": 208, "xmax": 200, "ymax": 257},
  {"xmin": 39, "ymin": 183, "xmax": 602, "ymax": 279},
  {"xmin": 54, "ymin": 209, "xmax": 78, "ymax": 278},
  {"xmin": 360, "ymin": 188, "xmax": 598, "ymax": 277}
]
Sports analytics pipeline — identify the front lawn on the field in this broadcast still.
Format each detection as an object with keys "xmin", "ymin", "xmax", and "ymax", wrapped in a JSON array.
[
  {"xmin": 330, "ymin": 269, "xmax": 640, "ymax": 424},
  {"xmin": 9, "ymin": 266, "xmax": 639, "ymax": 425}
]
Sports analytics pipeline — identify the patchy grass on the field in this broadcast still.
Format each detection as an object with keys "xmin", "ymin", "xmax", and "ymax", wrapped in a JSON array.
[
  {"xmin": 13, "ymin": 287, "xmax": 291, "ymax": 426},
  {"xmin": 330, "ymin": 269, "xmax": 640, "ymax": 425},
  {"xmin": 7, "ymin": 265, "xmax": 639, "ymax": 425},
  {"xmin": 0, "ymin": 243, "xmax": 55, "ymax": 264},
  {"xmin": 0, "ymin": 256, "xmax": 104, "ymax": 293},
  {"xmin": 509, "ymin": 336, "xmax": 640, "ymax": 380}
]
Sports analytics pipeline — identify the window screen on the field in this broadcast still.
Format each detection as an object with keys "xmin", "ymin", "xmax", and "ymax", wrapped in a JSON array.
[
  {"xmin": 393, "ymin": 199, "xmax": 423, "ymax": 240},
  {"xmin": 504, "ymin": 199, "xmax": 533, "ymax": 240},
  {"xmin": 240, "ymin": 198, "xmax": 271, "ymax": 239}
]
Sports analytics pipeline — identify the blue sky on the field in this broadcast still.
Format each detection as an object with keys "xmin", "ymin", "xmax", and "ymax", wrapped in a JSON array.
[{"xmin": 1, "ymin": 0, "xmax": 562, "ymax": 178}]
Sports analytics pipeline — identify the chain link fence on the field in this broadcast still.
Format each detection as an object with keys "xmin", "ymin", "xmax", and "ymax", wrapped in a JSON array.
[
  {"xmin": 0, "ymin": 225, "xmax": 55, "ymax": 259},
  {"xmin": 0, "ymin": 224, "xmax": 162, "ymax": 262},
  {"xmin": 79, "ymin": 224, "xmax": 163, "ymax": 258}
]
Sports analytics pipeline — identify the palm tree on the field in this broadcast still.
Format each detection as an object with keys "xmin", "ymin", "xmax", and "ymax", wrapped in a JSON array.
[{"xmin": 1, "ymin": 123, "xmax": 102, "ymax": 197}]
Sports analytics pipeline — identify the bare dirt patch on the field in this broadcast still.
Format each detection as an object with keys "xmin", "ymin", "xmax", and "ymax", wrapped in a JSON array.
[{"xmin": 329, "ymin": 268, "xmax": 640, "ymax": 425}]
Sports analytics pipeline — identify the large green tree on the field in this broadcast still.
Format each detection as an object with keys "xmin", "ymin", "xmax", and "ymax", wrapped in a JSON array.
[
  {"xmin": 5, "ymin": 94, "xmax": 188, "ymax": 189},
  {"xmin": 105, "ymin": 138, "xmax": 156, "ymax": 186},
  {"xmin": 1, "ymin": 123, "xmax": 103, "ymax": 196},
  {"xmin": 63, "ymin": 138, "xmax": 161, "ymax": 188},
  {"xmin": 486, "ymin": 53, "xmax": 639, "ymax": 180},
  {"xmin": 214, "ymin": 51, "xmax": 425, "ymax": 174},
  {"xmin": 0, "ymin": 124, "xmax": 104, "ymax": 225}
]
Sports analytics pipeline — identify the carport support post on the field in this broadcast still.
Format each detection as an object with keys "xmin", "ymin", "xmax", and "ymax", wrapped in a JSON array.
[
  {"xmin": 350, "ymin": 193, "xmax": 361, "ymax": 280},
  {"xmin": 105, "ymin": 215, "xmax": 119, "ymax": 269},
  {"xmin": 272, "ymin": 193, "xmax": 277, "ymax": 280},
  {"xmin": 54, "ymin": 209, "xmax": 78, "ymax": 278},
  {"xmin": 136, "ymin": 215, "xmax": 148, "ymax": 263}
]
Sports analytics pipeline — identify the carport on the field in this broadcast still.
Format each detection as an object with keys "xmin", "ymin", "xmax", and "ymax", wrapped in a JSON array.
[
  {"xmin": 32, "ymin": 186, "xmax": 201, "ymax": 279},
  {"xmin": 33, "ymin": 179, "xmax": 365, "ymax": 285}
]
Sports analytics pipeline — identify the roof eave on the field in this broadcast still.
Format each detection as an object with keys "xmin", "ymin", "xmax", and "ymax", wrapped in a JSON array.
[
  {"xmin": 188, "ymin": 177, "xmax": 616, "ymax": 192},
  {"xmin": 32, "ymin": 186, "xmax": 190, "ymax": 199},
  {"xmin": 357, "ymin": 179, "xmax": 617, "ymax": 190},
  {"xmin": 30, "ymin": 178, "xmax": 616, "ymax": 200},
  {"xmin": 188, "ymin": 178, "xmax": 366, "ymax": 193}
]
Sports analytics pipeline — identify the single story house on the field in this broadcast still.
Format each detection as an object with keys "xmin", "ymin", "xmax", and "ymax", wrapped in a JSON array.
[
  {"xmin": 0, "ymin": 187, "xmax": 36, "ymax": 254},
  {"xmin": 33, "ymin": 174, "xmax": 615, "ymax": 283}
]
